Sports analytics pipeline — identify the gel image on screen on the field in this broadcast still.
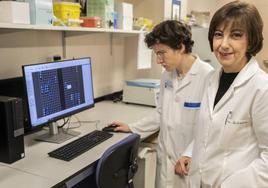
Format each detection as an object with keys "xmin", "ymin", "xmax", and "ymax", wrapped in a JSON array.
[{"xmin": 23, "ymin": 57, "xmax": 94, "ymax": 128}]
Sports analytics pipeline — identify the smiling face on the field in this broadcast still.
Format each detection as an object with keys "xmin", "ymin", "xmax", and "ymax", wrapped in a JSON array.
[
  {"xmin": 208, "ymin": 1, "xmax": 264, "ymax": 72},
  {"xmin": 213, "ymin": 22, "xmax": 248, "ymax": 73},
  {"xmin": 152, "ymin": 43, "xmax": 183, "ymax": 72}
]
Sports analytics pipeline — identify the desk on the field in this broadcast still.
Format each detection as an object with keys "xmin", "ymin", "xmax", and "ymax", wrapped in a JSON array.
[
  {"xmin": 0, "ymin": 101, "xmax": 155, "ymax": 188},
  {"xmin": 0, "ymin": 165, "xmax": 55, "ymax": 187}
]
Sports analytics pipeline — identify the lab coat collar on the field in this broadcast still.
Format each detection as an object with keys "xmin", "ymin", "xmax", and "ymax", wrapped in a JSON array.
[
  {"xmin": 231, "ymin": 57, "xmax": 258, "ymax": 89},
  {"xmin": 174, "ymin": 55, "xmax": 201, "ymax": 92},
  {"xmin": 187, "ymin": 55, "xmax": 201, "ymax": 75},
  {"xmin": 209, "ymin": 57, "xmax": 259, "ymax": 113}
]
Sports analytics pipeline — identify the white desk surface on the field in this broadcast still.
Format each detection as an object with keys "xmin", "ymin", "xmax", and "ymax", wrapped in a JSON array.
[
  {"xmin": 0, "ymin": 165, "xmax": 55, "ymax": 187},
  {"xmin": 0, "ymin": 101, "xmax": 154, "ymax": 188}
]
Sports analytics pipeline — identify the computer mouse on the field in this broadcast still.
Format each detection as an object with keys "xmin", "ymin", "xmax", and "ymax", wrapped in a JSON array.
[{"xmin": 102, "ymin": 124, "xmax": 119, "ymax": 132}]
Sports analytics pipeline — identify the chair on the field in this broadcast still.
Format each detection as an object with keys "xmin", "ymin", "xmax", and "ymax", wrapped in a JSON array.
[{"xmin": 95, "ymin": 133, "xmax": 140, "ymax": 188}]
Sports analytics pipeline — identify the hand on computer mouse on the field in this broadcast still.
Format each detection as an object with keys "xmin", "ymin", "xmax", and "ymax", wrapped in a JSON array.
[
  {"xmin": 102, "ymin": 124, "xmax": 118, "ymax": 132},
  {"xmin": 106, "ymin": 121, "xmax": 132, "ymax": 133}
]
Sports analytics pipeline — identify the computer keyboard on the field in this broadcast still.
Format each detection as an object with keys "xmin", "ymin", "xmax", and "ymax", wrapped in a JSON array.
[{"xmin": 48, "ymin": 130, "xmax": 113, "ymax": 161}]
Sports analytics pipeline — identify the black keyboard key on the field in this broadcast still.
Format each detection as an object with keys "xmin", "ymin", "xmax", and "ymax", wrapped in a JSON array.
[{"xmin": 48, "ymin": 130, "xmax": 113, "ymax": 161}]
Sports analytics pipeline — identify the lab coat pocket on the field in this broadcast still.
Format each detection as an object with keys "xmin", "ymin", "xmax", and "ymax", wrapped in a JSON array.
[
  {"xmin": 181, "ymin": 106, "xmax": 200, "ymax": 147},
  {"xmin": 182, "ymin": 102, "xmax": 201, "ymax": 124},
  {"xmin": 219, "ymin": 119, "xmax": 251, "ymax": 150}
]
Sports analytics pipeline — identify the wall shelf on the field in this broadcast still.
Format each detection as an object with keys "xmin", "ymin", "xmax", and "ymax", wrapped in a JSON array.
[
  {"xmin": 0, "ymin": 23, "xmax": 143, "ymax": 35},
  {"xmin": 0, "ymin": 22, "xmax": 146, "ymax": 58}
]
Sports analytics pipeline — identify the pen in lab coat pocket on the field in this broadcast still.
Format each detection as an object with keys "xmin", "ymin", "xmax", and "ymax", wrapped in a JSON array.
[{"xmin": 225, "ymin": 111, "xmax": 232, "ymax": 125}]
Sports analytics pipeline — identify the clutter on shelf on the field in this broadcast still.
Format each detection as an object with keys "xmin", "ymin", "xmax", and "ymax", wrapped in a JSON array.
[
  {"xmin": 53, "ymin": 2, "xmax": 81, "ymax": 27},
  {"xmin": 133, "ymin": 17, "xmax": 154, "ymax": 31},
  {"xmin": 87, "ymin": 0, "xmax": 115, "ymax": 28},
  {"xmin": 0, "ymin": 0, "xmax": 137, "ymax": 31},
  {"xmin": 186, "ymin": 11, "xmax": 210, "ymax": 28},
  {"xmin": 80, "ymin": 16, "xmax": 101, "ymax": 28}
]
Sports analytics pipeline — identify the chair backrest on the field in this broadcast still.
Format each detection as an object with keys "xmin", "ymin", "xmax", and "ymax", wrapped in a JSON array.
[{"xmin": 95, "ymin": 133, "xmax": 140, "ymax": 188}]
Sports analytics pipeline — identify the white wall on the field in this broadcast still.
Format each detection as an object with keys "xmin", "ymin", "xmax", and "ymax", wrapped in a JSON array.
[
  {"xmin": 0, "ymin": 31, "xmax": 129, "ymax": 98},
  {"xmin": 0, "ymin": 30, "xmax": 62, "ymax": 78},
  {"xmin": 64, "ymin": 33, "xmax": 127, "ymax": 97},
  {"xmin": 124, "ymin": 36, "xmax": 162, "ymax": 80},
  {"xmin": 125, "ymin": 0, "xmax": 165, "ymax": 23}
]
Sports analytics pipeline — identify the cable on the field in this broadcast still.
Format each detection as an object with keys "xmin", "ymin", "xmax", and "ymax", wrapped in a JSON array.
[
  {"xmin": 58, "ymin": 118, "xmax": 70, "ymax": 128},
  {"xmin": 64, "ymin": 115, "xmax": 101, "ymax": 130}
]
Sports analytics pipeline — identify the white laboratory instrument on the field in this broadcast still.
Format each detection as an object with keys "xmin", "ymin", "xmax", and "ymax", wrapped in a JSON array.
[{"xmin": 123, "ymin": 79, "xmax": 160, "ymax": 107}]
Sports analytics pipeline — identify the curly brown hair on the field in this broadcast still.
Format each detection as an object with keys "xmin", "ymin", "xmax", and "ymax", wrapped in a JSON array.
[{"xmin": 144, "ymin": 20, "xmax": 194, "ymax": 53}]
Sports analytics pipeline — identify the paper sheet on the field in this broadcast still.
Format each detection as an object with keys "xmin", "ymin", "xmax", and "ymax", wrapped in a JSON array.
[{"xmin": 137, "ymin": 33, "xmax": 152, "ymax": 69}]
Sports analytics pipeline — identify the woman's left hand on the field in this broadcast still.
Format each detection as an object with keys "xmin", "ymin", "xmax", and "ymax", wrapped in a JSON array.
[{"xmin": 175, "ymin": 156, "xmax": 191, "ymax": 176}]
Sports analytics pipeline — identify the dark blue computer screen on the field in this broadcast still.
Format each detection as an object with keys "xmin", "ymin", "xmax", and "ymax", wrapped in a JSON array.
[{"xmin": 23, "ymin": 57, "xmax": 94, "ymax": 127}]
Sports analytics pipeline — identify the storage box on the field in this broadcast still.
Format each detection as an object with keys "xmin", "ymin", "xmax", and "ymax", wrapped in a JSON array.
[
  {"xmin": 87, "ymin": 0, "xmax": 114, "ymax": 28},
  {"xmin": 0, "ymin": 1, "xmax": 30, "ymax": 24},
  {"xmin": 53, "ymin": 2, "xmax": 81, "ymax": 27},
  {"xmin": 80, "ymin": 17, "xmax": 101, "ymax": 28},
  {"xmin": 120, "ymin": 17, "xmax": 133, "ymax": 30},
  {"xmin": 123, "ymin": 79, "xmax": 160, "ymax": 107},
  {"xmin": 115, "ymin": 2, "xmax": 133, "ymax": 30},
  {"xmin": 115, "ymin": 2, "xmax": 133, "ymax": 18},
  {"xmin": 25, "ymin": 0, "xmax": 53, "ymax": 25}
]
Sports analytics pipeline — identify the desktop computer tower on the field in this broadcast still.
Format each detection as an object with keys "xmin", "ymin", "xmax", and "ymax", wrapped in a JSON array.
[
  {"xmin": 0, "ymin": 96, "xmax": 25, "ymax": 164},
  {"xmin": 0, "ymin": 77, "xmax": 31, "ymax": 133}
]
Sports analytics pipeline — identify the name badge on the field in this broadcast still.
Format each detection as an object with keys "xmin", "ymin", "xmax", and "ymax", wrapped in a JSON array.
[
  {"xmin": 184, "ymin": 102, "xmax": 201, "ymax": 109},
  {"xmin": 165, "ymin": 80, "xmax": 173, "ymax": 88}
]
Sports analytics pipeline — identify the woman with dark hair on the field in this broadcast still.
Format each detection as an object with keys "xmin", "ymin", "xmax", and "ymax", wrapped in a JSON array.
[
  {"xmin": 178, "ymin": 1, "xmax": 268, "ymax": 187},
  {"xmin": 108, "ymin": 20, "xmax": 213, "ymax": 187}
]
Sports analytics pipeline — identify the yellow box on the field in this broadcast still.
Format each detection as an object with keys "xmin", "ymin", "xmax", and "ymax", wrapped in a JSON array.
[{"xmin": 53, "ymin": 2, "xmax": 80, "ymax": 27}]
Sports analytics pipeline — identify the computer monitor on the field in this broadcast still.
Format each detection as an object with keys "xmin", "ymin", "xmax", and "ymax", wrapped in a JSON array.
[{"xmin": 22, "ymin": 57, "xmax": 94, "ymax": 143}]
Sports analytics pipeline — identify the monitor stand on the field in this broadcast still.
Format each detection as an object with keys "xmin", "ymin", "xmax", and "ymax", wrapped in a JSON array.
[{"xmin": 35, "ymin": 122, "xmax": 80, "ymax": 144}]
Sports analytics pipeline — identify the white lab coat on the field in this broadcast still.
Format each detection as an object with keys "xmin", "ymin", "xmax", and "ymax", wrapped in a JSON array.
[
  {"xmin": 129, "ymin": 57, "xmax": 213, "ymax": 188},
  {"xmin": 189, "ymin": 57, "xmax": 268, "ymax": 188}
]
